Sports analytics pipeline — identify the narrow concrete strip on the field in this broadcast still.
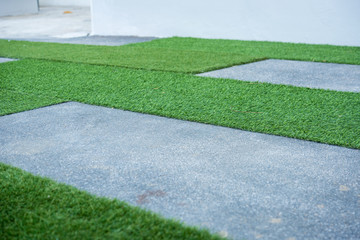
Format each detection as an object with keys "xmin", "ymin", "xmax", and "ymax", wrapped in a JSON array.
[
  {"xmin": 2, "ymin": 35, "xmax": 158, "ymax": 46},
  {"xmin": 0, "ymin": 57, "xmax": 18, "ymax": 63},
  {"xmin": 198, "ymin": 59, "xmax": 360, "ymax": 92},
  {"xmin": 1, "ymin": 102, "xmax": 359, "ymax": 240}
]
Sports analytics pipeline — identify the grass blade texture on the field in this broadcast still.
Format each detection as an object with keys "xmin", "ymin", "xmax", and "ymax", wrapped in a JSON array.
[
  {"xmin": 1, "ymin": 37, "xmax": 359, "ymax": 239},
  {"xmin": 1, "ymin": 59, "xmax": 359, "ymax": 149},
  {"xmin": 1, "ymin": 37, "xmax": 359, "ymax": 73},
  {"xmin": 138, "ymin": 37, "xmax": 360, "ymax": 65},
  {"xmin": 0, "ymin": 39, "xmax": 262, "ymax": 73},
  {"xmin": 0, "ymin": 163, "xmax": 225, "ymax": 240}
]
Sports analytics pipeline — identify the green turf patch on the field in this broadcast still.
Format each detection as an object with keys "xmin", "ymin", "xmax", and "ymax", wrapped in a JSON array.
[
  {"xmin": 0, "ymin": 89, "xmax": 64, "ymax": 116},
  {"xmin": 0, "ymin": 163, "xmax": 225, "ymax": 240},
  {"xmin": 1, "ymin": 37, "xmax": 359, "ymax": 74},
  {"xmin": 0, "ymin": 39, "xmax": 262, "ymax": 74},
  {"xmin": 1, "ymin": 59, "xmax": 359, "ymax": 149},
  {"xmin": 139, "ymin": 37, "xmax": 360, "ymax": 65}
]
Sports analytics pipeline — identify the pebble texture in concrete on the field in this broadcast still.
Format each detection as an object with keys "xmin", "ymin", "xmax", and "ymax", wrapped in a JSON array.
[
  {"xmin": 1, "ymin": 102, "xmax": 359, "ymax": 240},
  {"xmin": 198, "ymin": 59, "xmax": 360, "ymax": 92}
]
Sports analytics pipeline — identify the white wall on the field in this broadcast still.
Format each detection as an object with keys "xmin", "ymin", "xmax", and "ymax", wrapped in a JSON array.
[
  {"xmin": 39, "ymin": 0, "xmax": 90, "ymax": 7},
  {"xmin": 91, "ymin": 0, "xmax": 360, "ymax": 46},
  {"xmin": 0, "ymin": 0, "xmax": 38, "ymax": 17}
]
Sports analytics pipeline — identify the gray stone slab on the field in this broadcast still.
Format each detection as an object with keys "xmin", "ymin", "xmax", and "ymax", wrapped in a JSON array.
[
  {"xmin": 1, "ymin": 102, "xmax": 359, "ymax": 240},
  {"xmin": 0, "ymin": 57, "xmax": 18, "ymax": 63},
  {"xmin": 198, "ymin": 59, "xmax": 360, "ymax": 92}
]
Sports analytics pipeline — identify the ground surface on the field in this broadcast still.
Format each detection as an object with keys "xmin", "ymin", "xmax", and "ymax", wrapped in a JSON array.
[
  {"xmin": 0, "ymin": 5, "xmax": 156, "ymax": 46},
  {"xmin": 0, "ymin": 6, "xmax": 90, "ymax": 38},
  {"xmin": 1, "ymin": 102, "xmax": 359, "ymax": 240},
  {"xmin": 1, "ymin": 6, "xmax": 360, "ymax": 240}
]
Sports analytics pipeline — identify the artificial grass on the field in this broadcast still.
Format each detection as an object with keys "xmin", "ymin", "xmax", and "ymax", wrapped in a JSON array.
[
  {"xmin": 0, "ymin": 39, "xmax": 263, "ymax": 74},
  {"xmin": 0, "ymin": 37, "xmax": 359, "ymax": 74},
  {"xmin": 0, "ymin": 162, "xmax": 225, "ymax": 240},
  {"xmin": 0, "ymin": 89, "xmax": 63, "ymax": 115},
  {"xmin": 1, "ymin": 37, "xmax": 359, "ymax": 238},
  {"xmin": 139, "ymin": 37, "xmax": 360, "ymax": 65},
  {"xmin": 1, "ymin": 59, "xmax": 359, "ymax": 149}
]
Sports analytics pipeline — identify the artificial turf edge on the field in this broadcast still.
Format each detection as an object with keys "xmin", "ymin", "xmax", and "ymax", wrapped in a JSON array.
[
  {"xmin": 0, "ymin": 162, "xmax": 226, "ymax": 240},
  {"xmin": 1, "ymin": 58, "xmax": 359, "ymax": 149},
  {"xmin": 1, "ymin": 37, "xmax": 359, "ymax": 74}
]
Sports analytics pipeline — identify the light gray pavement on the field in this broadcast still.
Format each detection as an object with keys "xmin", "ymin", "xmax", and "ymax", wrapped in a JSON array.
[
  {"xmin": 0, "ymin": 57, "xmax": 17, "ymax": 63},
  {"xmin": 198, "ymin": 59, "xmax": 360, "ymax": 92},
  {"xmin": 0, "ymin": 5, "xmax": 157, "ymax": 46},
  {"xmin": 0, "ymin": 6, "xmax": 90, "ymax": 38},
  {"xmin": 2, "ymin": 35, "xmax": 158, "ymax": 46},
  {"xmin": 1, "ymin": 102, "xmax": 359, "ymax": 240}
]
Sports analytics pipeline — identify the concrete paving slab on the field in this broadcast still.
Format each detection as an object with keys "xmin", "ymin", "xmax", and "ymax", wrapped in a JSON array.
[
  {"xmin": 2, "ymin": 35, "xmax": 158, "ymax": 46},
  {"xmin": 0, "ymin": 57, "xmax": 17, "ymax": 63},
  {"xmin": 0, "ymin": 6, "xmax": 90, "ymax": 38},
  {"xmin": 1, "ymin": 102, "xmax": 359, "ymax": 240},
  {"xmin": 198, "ymin": 59, "xmax": 360, "ymax": 92}
]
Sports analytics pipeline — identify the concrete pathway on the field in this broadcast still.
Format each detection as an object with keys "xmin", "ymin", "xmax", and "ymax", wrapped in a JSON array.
[
  {"xmin": 198, "ymin": 59, "xmax": 360, "ymax": 92},
  {"xmin": 2, "ymin": 35, "xmax": 158, "ymax": 46},
  {"xmin": 0, "ymin": 5, "xmax": 157, "ymax": 46},
  {"xmin": 0, "ymin": 6, "xmax": 90, "ymax": 38},
  {"xmin": 1, "ymin": 102, "xmax": 359, "ymax": 240}
]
